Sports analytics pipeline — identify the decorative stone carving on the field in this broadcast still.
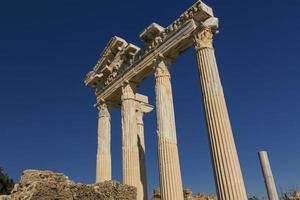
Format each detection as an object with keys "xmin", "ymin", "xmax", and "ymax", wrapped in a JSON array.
[
  {"xmin": 85, "ymin": 37, "xmax": 140, "ymax": 95},
  {"xmin": 97, "ymin": 102, "xmax": 110, "ymax": 118},
  {"xmin": 85, "ymin": 37, "xmax": 127, "ymax": 88},
  {"xmin": 85, "ymin": 1, "xmax": 215, "ymax": 102},
  {"xmin": 194, "ymin": 29, "xmax": 213, "ymax": 49},
  {"xmin": 137, "ymin": 0, "xmax": 214, "ymax": 60},
  {"xmin": 193, "ymin": 17, "xmax": 218, "ymax": 50},
  {"xmin": 152, "ymin": 54, "xmax": 173, "ymax": 79},
  {"xmin": 140, "ymin": 23, "xmax": 165, "ymax": 45}
]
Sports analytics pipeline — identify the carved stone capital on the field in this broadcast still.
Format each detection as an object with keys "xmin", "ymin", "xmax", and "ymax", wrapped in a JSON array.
[
  {"xmin": 193, "ymin": 17, "xmax": 219, "ymax": 50},
  {"xmin": 194, "ymin": 28, "xmax": 213, "ymax": 49},
  {"xmin": 155, "ymin": 65, "xmax": 170, "ymax": 78},
  {"xmin": 153, "ymin": 54, "xmax": 172, "ymax": 78},
  {"xmin": 202, "ymin": 17, "xmax": 219, "ymax": 32},
  {"xmin": 121, "ymin": 81, "xmax": 137, "ymax": 100},
  {"xmin": 97, "ymin": 102, "xmax": 111, "ymax": 118}
]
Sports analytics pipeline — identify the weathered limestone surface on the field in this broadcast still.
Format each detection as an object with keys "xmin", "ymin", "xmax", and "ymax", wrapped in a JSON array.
[
  {"xmin": 96, "ymin": 102, "xmax": 112, "ymax": 183},
  {"xmin": 194, "ymin": 18, "xmax": 247, "ymax": 200},
  {"xmin": 121, "ymin": 82, "xmax": 144, "ymax": 200},
  {"xmin": 258, "ymin": 151, "xmax": 279, "ymax": 200},
  {"xmin": 2, "ymin": 170, "xmax": 136, "ymax": 200},
  {"xmin": 0, "ymin": 196, "xmax": 10, "ymax": 200},
  {"xmin": 136, "ymin": 106, "xmax": 147, "ymax": 200},
  {"xmin": 192, "ymin": 194, "xmax": 217, "ymax": 200},
  {"xmin": 135, "ymin": 94, "xmax": 154, "ymax": 200},
  {"xmin": 150, "ymin": 187, "xmax": 217, "ymax": 200},
  {"xmin": 284, "ymin": 191, "xmax": 300, "ymax": 200},
  {"xmin": 154, "ymin": 58, "xmax": 184, "ymax": 200}
]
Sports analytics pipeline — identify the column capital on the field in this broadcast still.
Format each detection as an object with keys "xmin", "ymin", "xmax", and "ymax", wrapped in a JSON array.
[
  {"xmin": 97, "ymin": 102, "xmax": 111, "ymax": 118},
  {"xmin": 153, "ymin": 54, "xmax": 173, "ymax": 79},
  {"xmin": 193, "ymin": 17, "xmax": 219, "ymax": 50},
  {"xmin": 121, "ymin": 81, "xmax": 137, "ymax": 101}
]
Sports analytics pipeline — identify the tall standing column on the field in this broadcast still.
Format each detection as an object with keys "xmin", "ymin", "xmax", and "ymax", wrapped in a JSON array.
[
  {"xmin": 154, "ymin": 57, "xmax": 184, "ymax": 200},
  {"xmin": 96, "ymin": 102, "xmax": 112, "ymax": 183},
  {"xmin": 259, "ymin": 151, "xmax": 279, "ymax": 200},
  {"xmin": 193, "ymin": 18, "xmax": 248, "ymax": 200},
  {"xmin": 136, "ymin": 97, "xmax": 153, "ymax": 200},
  {"xmin": 121, "ymin": 82, "xmax": 143, "ymax": 200}
]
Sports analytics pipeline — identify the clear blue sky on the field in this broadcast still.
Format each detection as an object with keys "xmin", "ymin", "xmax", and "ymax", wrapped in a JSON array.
[{"xmin": 1, "ymin": 0, "xmax": 300, "ymax": 198}]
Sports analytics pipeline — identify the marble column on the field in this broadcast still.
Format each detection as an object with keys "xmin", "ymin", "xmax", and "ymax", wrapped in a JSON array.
[
  {"xmin": 96, "ymin": 102, "xmax": 112, "ymax": 183},
  {"xmin": 121, "ymin": 82, "xmax": 143, "ymax": 200},
  {"xmin": 154, "ymin": 57, "xmax": 184, "ymax": 200},
  {"xmin": 259, "ymin": 151, "xmax": 279, "ymax": 200},
  {"xmin": 136, "ymin": 95, "xmax": 153, "ymax": 200},
  {"xmin": 193, "ymin": 19, "xmax": 248, "ymax": 200}
]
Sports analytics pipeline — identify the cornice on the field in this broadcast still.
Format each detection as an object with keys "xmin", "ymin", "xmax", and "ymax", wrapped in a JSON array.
[{"xmin": 85, "ymin": 1, "xmax": 215, "ymax": 102}]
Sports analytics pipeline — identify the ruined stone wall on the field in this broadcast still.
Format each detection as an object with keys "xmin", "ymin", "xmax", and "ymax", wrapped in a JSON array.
[
  {"xmin": 281, "ymin": 191, "xmax": 300, "ymax": 200},
  {"xmin": 150, "ymin": 187, "xmax": 217, "ymax": 200},
  {"xmin": 0, "ymin": 170, "xmax": 136, "ymax": 200}
]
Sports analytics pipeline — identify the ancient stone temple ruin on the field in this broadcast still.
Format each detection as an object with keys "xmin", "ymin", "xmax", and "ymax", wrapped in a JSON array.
[{"xmin": 84, "ymin": 1, "xmax": 248, "ymax": 200}]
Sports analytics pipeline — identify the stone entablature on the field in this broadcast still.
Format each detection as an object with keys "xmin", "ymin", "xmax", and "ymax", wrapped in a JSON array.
[
  {"xmin": 84, "ymin": 1, "xmax": 214, "ymax": 104},
  {"xmin": 85, "ymin": 37, "xmax": 140, "ymax": 94}
]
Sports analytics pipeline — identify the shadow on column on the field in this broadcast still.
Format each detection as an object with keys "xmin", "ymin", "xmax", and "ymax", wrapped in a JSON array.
[{"xmin": 138, "ymin": 135, "xmax": 148, "ymax": 200}]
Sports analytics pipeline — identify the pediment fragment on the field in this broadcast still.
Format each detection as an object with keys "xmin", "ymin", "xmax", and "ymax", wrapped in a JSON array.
[{"xmin": 84, "ymin": 36, "xmax": 140, "ymax": 88}]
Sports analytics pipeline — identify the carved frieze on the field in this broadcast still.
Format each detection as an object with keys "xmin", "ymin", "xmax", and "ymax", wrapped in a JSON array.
[
  {"xmin": 84, "ymin": 1, "xmax": 215, "ymax": 101},
  {"xmin": 85, "ymin": 37, "xmax": 140, "ymax": 91}
]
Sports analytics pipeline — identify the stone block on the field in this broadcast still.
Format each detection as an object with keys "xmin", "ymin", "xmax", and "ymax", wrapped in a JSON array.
[{"xmin": 5, "ymin": 169, "xmax": 136, "ymax": 200}]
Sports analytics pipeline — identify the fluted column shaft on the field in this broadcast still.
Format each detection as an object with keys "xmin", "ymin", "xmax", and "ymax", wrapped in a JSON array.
[
  {"xmin": 154, "ymin": 58, "xmax": 184, "ymax": 200},
  {"xmin": 96, "ymin": 103, "xmax": 111, "ymax": 182},
  {"xmin": 194, "ymin": 27, "xmax": 247, "ymax": 200},
  {"xmin": 259, "ymin": 151, "xmax": 279, "ymax": 200},
  {"xmin": 121, "ymin": 83, "xmax": 143, "ymax": 200},
  {"xmin": 136, "ymin": 109, "xmax": 148, "ymax": 200},
  {"xmin": 136, "ymin": 111, "xmax": 146, "ymax": 152}
]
